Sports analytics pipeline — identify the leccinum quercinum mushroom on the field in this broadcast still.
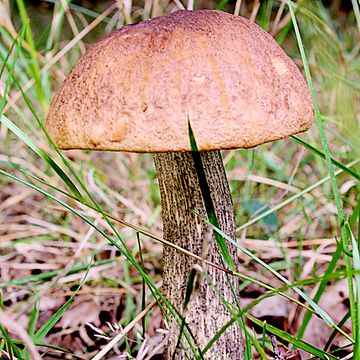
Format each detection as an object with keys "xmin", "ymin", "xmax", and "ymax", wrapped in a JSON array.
[{"xmin": 46, "ymin": 10, "xmax": 314, "ymax": 359}]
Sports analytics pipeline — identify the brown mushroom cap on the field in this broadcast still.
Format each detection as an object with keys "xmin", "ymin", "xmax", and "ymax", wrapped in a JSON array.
[{"xmin": 46, "ymin": 10, "xmax": 314, "ymax": 152}]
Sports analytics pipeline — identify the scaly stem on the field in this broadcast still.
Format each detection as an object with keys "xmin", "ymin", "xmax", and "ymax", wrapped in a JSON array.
[{"xmin": 154, "ymin": 150, "xmax": 244, "ymax": 359}]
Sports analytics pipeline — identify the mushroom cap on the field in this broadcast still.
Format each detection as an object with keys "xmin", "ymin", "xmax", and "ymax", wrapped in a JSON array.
[{"xmin": 46, "ymin": 10, "xmax": 314, "ymax": 152}]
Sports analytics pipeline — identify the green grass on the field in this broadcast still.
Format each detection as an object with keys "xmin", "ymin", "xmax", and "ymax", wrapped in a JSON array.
[{"xmin": 0, "ymin": 0, "xmax": 359, "ymax": 358}]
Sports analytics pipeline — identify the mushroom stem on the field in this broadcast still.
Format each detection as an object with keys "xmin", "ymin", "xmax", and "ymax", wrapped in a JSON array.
[{"xmin": 154, "ymin": 150, "xmax": 244, "ymax": 359}]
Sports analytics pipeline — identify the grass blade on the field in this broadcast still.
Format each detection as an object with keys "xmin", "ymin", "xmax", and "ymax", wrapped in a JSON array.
[
  {"xmin": 286, "ymin": 0, "xmax": 357, "ymax": 345},
  {"xmin": 32, "ymin": 257, "xmax": 93, "ymax": 342},
  {"xmin": 0, "ymin": 114, "xmax": 84, "ymax": 201},
  {"xmin": 200, "ymin": 213, "xmax": 353, "ymax": 342},
  {"xmin": 291, "ymin": 135, "xmax": 360, "ymax": 181},
  {"xmin": 0, "ymin": 168, "xmax": 202, "ymax": 357},
  {"xmin": 296, "ymin": 242, "xmax": 342, "ymax": 340},
  {"xmin": 348, "ymin": 222, "xmax": 360, "ymax": 358},
  {"xmin": 237, "ymin": 158, "xmax": 360, "ymax": 232},
  {"xmin": 15, "ymin": 0, "xmax": 46, "ymax": 108},
  {"xmin": 188, "ymin": 121, "xmax": 235, "ymax": 271},
  {"xmin": 246, "ymin": 313, "xmax": 338, "ymax": 360}
]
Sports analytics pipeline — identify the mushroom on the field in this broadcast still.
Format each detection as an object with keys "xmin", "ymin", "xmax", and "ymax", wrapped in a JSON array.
[{"xmin": 46, "ymin": 10, "xmax": 314, "ymax": 359}]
